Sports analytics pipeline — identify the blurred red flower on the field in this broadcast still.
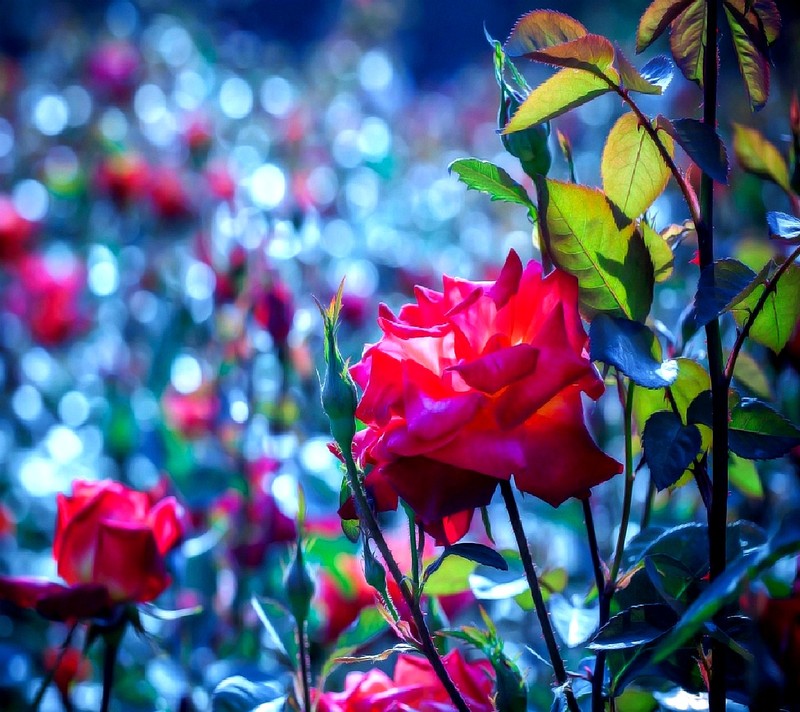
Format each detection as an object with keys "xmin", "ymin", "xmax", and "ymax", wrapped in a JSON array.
[
  {"xmin": 0, "ymin": 480, "xmax": 185, "ymax": 620},
  {"xmin": 86, "ymin": 40, "xmax": 140, "ymax": 101},
  {"xmin": 95, "ymin": 152, "xmax": 150, "ymax": 208},
  {"xmin": 162, "ymin": 383, "xmax": 219, "ymax": 438},
  {"xmin": 348, "ymin": 249, "xmax": 621, "ymax": 543},
  {"xmin": 148, "ymin": 166, "xmax": 194, "ymax": 221},
  {"xmin": 0, "ymin": 195, "xmax": 36, "ymax": 262},
  {"xmin": 315, "ymin": 648, "xmax": 495, "ymax": 712},
  {"xmin": 43, "ymin": 646, "xmax": 91, "ymax": 698}
]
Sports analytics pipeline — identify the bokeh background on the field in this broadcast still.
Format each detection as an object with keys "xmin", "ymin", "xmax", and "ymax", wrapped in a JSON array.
[{"xmin": 1, "ymin": 0, "xmax": 799, "ymax": 710}]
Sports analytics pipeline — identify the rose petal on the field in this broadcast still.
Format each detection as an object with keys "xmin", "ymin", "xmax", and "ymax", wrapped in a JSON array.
[{"xmin": 147, "ymin": 497, "xmax": 185, "ymax": 555}]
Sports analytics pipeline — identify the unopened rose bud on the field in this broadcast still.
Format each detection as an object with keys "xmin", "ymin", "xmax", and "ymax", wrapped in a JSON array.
[{"xmin": 284, "ymin": 539, "xmax": 315, "ymax": 625}]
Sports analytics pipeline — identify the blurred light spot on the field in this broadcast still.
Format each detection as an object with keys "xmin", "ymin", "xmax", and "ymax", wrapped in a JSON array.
[
  {"xmin": 128, "ymin": 454, "xmax": 159, "ymax": 490},
  {"xmin": 19, "ymin": 455, "xmax": 56, "ymax": 496},
  {"xmin": 88, "ymin": 245, "xmax": 119, "ymax": 297},
  {"xmin": 271, "ymin": 473, "xmax": 298, "ymax": 517},
  {"xmin": 306, "ymin": 165, "xmax": 337, "ymax": 207},
  {"xmin": 22, "ymin": 348, "xmax": 53, "ymax": 385},
  {"xmin": 63, "ymin": 85, "xmax": 93, "ymax": 127},
  {"xmin": 0, "ymin": 118, "xmax": 14, "ymax": 157},
  {"xmin": 230, "ymin": 400, "xmax": 249, "ymax": 423},
  {"xmin": 44, "ymin": 146, "xmax": 80, "ymax": 188},
  {"xmin": 659, "ymin": 288, "xmax": 678, "ymax": 310},
  {"xmin": 427, "ymin": 177, "xmax": 463, "ymax": 222},
  {"xmin": 249, "ymin": 164, "xmax": 285, "ymax": 209},
  {"xmin": 159, "ymin": 25, "xmax": 193, "ymax": 67},
  {"xmin": 106, "ymin": 0, "xmax": 137, "ymax": 37},
  {"xmin": 185, "ymin": 261, "xmax": 216, "ymax": 301},
  {"xmin": 654, "ymin": 689, "xmax": 709, "ymax": 711},
  {"xmin": 322, "ymin": 219, "xmax": 354, "ymax": 259},
  {"xmin": 59, "ymin": 391, "xmax": 90, "ymax": 427},
  {"xmin": 331, "ymin": 129, "xmax": 361, "ymax": 169},
  {"xmin": 131, "ymin": 388, "xmax": 159, "ymax": 423},
  {"xmin": 99, "ymin": 107, "xmax": 128, "ymax": 141},
  {"xmin": 174, "ymin": 71, "xmax": 207, "ymax": 111},
  {"xmin": 358, "ymin": 117, "xmax": 391, "ymax": 161},
  {"xmin": 33, "ymin": 95, "xmax": 69, "ymax": 136},
  {"xmin": 8, "ymin": 654, "xmax": 27, "ymax": 683},
  {"xmin": 260, "ymin": 76, "xmax": 295, "ymax": 117},
  {"xmin": 12, "ymin": 385, "xmax": 42, "ymax": 422},
  {"xmin": 266, "ymin": 220, "xmax": 300, "ymax": 259},
  {"xmin": 299, "ymin": 437, "xmax": 338, "ymax": 478},
  {"xmin": 345, "ymin": 168, "xmax": 379, "ymax": 214},
  {"xmin": 141, "ymin": 111, "xmax": 177, "ymax": 148},
  {"xmin": 129, "ymin": 290, "xmax": 158, "ymax": 323},
  {"xmin": 12, "ymin": 180, "xmax": 49, "ymax": 222},
  {"xmin": 46, "ymin": 426, "xmax": 83, "ymax": 463},
  {"xmin": 330, "ymin": 259, "xmax": 378, "ymax": 297},
  {"xmin": 219, "ymin": 77, "xmax": 253, "ymax": 120},
  {"xmin": 359, "ymin": 49, "xmax": 393, "ymax": 92},
  {"xmin": 134, "ymin": 83, "xmax": 167, "ymax": 124},
  {"xmin": 171, "ymin": 354, "xmax": 202, "ymax": 394}
]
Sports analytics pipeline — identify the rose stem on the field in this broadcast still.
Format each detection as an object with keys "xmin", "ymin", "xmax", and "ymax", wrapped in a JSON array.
[
  {"xmin": 609, "ymin": 380, "xmax": 635, "ymax": 585},
  {"xmin": 499, "ymin": 479, "xmax": 580, "ymax": 712},
  {"xmin": 582, "ymin": 497, "xmax": 609, "ymax": 712},
  {"xmin": 640, "ymin": 477, "xmax": 655, "ymax": 531},
  {"xmin": 696, "ymin": 1, "xmax": 727, "ymax": 709},
  {"xmin": 30, "ymin": 622, "xmax": 78, "ymax": 711},
  {"xmin": 99, "ymin": 626, "xmax": 124, "ymax": 712},
  {"xmin": 297, "ymin": 621, "xmax": 312, "ymax": 712},
  {"xmin": 342, "ymin": 452, "xmax": 471, "ymax": 712}
]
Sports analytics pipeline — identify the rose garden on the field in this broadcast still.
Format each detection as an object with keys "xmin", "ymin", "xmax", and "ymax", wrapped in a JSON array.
[{"xmin": 0, "ymin": 0, "xmax": 799, "ymax": 710}]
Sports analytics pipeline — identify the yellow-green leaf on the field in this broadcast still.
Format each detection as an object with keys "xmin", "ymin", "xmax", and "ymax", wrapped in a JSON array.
[
  {"xmin": 535, "ymin": 178, "xmax": 654, "ymax": 321},
  {"xmin": 724, "ymin": 4, "xmax": 770, "ymax": 111},
  {"xmin": 616, "ymin": 50, "xmax": 665, "ymax": 95},
  {"xmin": 505, "ymin": 10, "xmax": 588, "ymax": 56},
  {"xmin": 729, "ymin": 453, "xmax": 764, "ymax": 499},
  {"xmin": 669, "ymin": 0, "xmax": 706, "ymax": 86},
  {"xmin": 732, "ymin": 261, "xmax": 800, "ymax": 353},
  {"xmin": 732, "ymin": 123, "xmax": 790, "ymax": 192},
  {"xmin": 504, "ymin": 69, "xmax": 612, "ymax": 134},
  {"xmin": 602, "ymin": 112, "xmax": 674, "ymax": 220},
  {"xmin": 517, "ymin": 34, "xmax": 618, "ymax": 80},
  {"xmin": 640, "ymin": 222, "xmax": 674, "ymax": 282},
  {"xmin": 637, "ymin": 0, "xmax": 695, "ymax": 53},
  {"xmin": 731, "ymin": 350, "xmax": 774, "ymax": 400}
]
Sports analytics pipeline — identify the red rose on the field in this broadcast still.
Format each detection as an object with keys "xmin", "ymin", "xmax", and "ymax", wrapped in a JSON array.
[
  {"xmin": 315, "ymin": 649, "xmax": 495, "ymax": 712},
  {"xmin": 0, "ymin": 480, "xmax": 185, "ymax": 620},
  {"xmin": 349, "ymin": 250, "xmax": 621, "ymax": 543},
  {"xmin": 95, "ymin": 153, "xmax": 150, "ymax": 208},
  {"xmin": 162, "ymin": 383, "xmax": 219, "ymax": 438}
]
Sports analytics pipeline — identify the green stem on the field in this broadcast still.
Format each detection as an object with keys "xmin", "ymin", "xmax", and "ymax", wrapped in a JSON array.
[
  {"xmin": 610, "ymin": 381, "xmax": 635, "ymax": 584},
  {"xmin": 583, "ymin": 498, "xmax": 609, "ymax": 712},
  {"xmin": 404, "ymin": 503, "xmax": 421, "ymax": 599},
  {"xmin": 499, "ymin": 480, "xmax": 580, "ymax": 712},
  {"xmin": 30, "ymin": 623, "xmax": 79, "ymax": 711},
  {"xmin": 100, "ymin": 628, "xmax": 123, "ymax": 712},
  {"xmin": 342, "ymin": 452, "xmax": 471, "ymax": 712},
  {"xmin": 297, "ymin": 621, "xmax": 312, "ymax": 712},
  {"xmin": 724, "ymin": 244, "xmax": 800, "ymax": 383}
]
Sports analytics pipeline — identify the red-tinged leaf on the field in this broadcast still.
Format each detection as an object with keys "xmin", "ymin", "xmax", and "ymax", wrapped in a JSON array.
[
  {"xmin": 637, "ymin": 0, "xmax": 695, "ymax": 53},
  {"xmin": 669, "ymin": 0, "xmax": 707, "ymax": 87},
  {"xmin": 517, "ymin": 34, "xmax": 618, "ymax": 81},
  {"xmin": 616, "ymin": 49, "xmax": 667, "ymax": 94},
  {"xmin": 732, "ymin": 123, "xmax": 790, "ymax": 193},
  {"xmin": 504, "ymin": 69, "xmax": 612, "ymax": 134},
  {"xmin": 602, "ymin": 112, "xmax": 673, "ymax": 220},
  {"xmin": 724, "ymin": 4, "xmax": 770, "ymax": 110},
  {"xmin": 657, "ymin": 116, "xmax": 729, "ymax": 183},
  {"xmin": 505, "ymin": 10, "xmax": 587, "ymax": 57},
  {"xmin": 725, "ymin": 0, "xmax": 781, "ymax": 45}
]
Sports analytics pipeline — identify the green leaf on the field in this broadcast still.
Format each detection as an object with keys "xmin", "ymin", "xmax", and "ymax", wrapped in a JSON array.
[
  {"xmin": 652, "ymin": 515, "xmax": 800, "ymax": 663},
  {"xmin": 657, "ymin": 117, "xmax": 729, "ymax": 183},
  {"xmin": 729, "ymin": 398, "xmax": 800, "ymax": 459},
  {"xmin": 669, "ymin": 0, "xmax": 707, "ymax": 86},
  {"xmin": 732, "ymin": 260, "xmax": 800, "ymax": 353},
  {"xmin": 729, "ymin": 452, "xmax": 764, "ymax": 499},
  {"xmin": 590, "ymin": 604, "xmax": 678, "ymax": 650},
  {"xmin": 616, "ymin": 50, "xmax": 666, "ymax": 95},
  {"xmin": 515, "ymin": 34, "xmax": 618, "ymax": 80},
  {"xmin": 642, "ymin": 411, "xmax": 703, "ymax": 490},
  {"xmin": 589, "ymin": 314, "xmax": 678, "ymax": 388},
  {"xmin": 424, "ymin": 543, "xmax": 508, "ymax": 585},
  {"xmin": 692, "ymin": 258, "xmax": 761, "ymax": 328},
  {"xmin": 640, "ymin": 222, "xmax": 674, "ymax": 282},
  {"xmin": 504, "ymin": 69, "xmax": 612, "ymax": 133},
  {"xmin": 767, "ymin": 211, "xmax": 800, "ymax": 242},
  {"xmin": 732, "ymin": 123, "xmax": 790, "ymax": 192},
  {"xmin": 731, "ymin": 350, "xmax": 774, "ymax": 400},
  {"xmin": 602, "ymin": 112, "xmax": 673, "ymax": 220},
  {"xmin": 637, "ymin": 0, "xmax": 695, "ymax": 53},
  {"xmin": 724, "ymin": 3, "xmax": 771, "ymax": 111},
  {"xmin": 535, "ymin": 178, "xmax": 654, "ymax": 321},
  {"xmin": 448, "ymin": 158, "xmax": 535, "ymax": 219},
  {"xmin": 422, "ymin": 554, "xmax": 478, "ymax": 597},
  {"xmin": 504, "ymin": 10, "xmax": 588, "ymax": 56},
  {"xmin": 635, "ymin": 358, "xmax": 710, "ymax": 425}
]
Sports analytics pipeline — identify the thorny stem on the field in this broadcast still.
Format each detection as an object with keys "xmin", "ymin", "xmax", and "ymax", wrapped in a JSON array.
[
  {"xmin": 342, "ymin": 452, "xmax": 471, "ymax": 712},
  {"xmin": 500, "ymin": 480, "xmax": 580, "ymax": 712},
  {"xmin": 30, "ymin": 622, "xmax": 79, "ymax": 711},
  {"xmin": 583, "ymin": 498, "xmax": 609, "ymax": 712},
  {"xmin": 610, "ymin": 380, "xmax": 635, "ymax": 585},
  {"xmin": 724, "ymin": 244, "xmax": 800, "ymax": 384}
]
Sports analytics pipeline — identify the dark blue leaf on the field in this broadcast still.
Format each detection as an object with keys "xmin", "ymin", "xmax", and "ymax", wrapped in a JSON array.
[
  {"xmin": 589, "ymin": 314, "xmax": 678, "ymax": 389},
  {"xmin": 640, "ymin": 55, "xmax": 674, "ymax": 90},
  {"xmin": 589, "ymin": 604, "xmax": 677, "ymax": 650},
  {"xmin": 659, "ymin": 117, "xmax": 729, "ymax": 184},
  {"xmin": 729, "ymin": 399, "xmax": 800, "ymax": 459},
  {"xmin": 693, "ymin": 258, "xmax": 760, "ymax": 328},
  {"xmin": 642, "ymin": 411, "xmax": 703, "ymax": 490},
  {"xmin": 767, "ymin": 211, "xmax": 800, "ymax": 242}
]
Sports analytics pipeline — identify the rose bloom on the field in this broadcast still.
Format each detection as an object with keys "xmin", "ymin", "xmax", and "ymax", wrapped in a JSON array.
[
  {"xmin": 0, "ymin": 480, "xmax": 185, "ymax": 620},
  {"xmin": 315, "ymin": 649, "xmax": 495, "ymax": 712},
  {"xmin": 349, "ymin": 250, "xmax": 621, "ymax": 543}
]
